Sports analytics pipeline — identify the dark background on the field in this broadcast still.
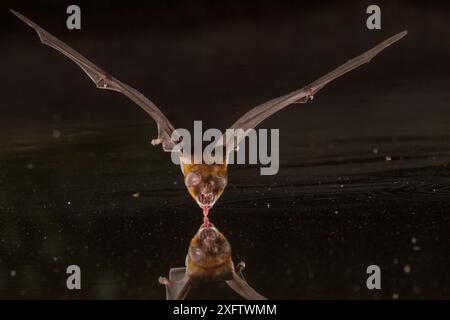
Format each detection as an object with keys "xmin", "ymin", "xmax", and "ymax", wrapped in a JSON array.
[{"xmin": 0, "ymin": 0, "xmax": 450, "ymax": 299}]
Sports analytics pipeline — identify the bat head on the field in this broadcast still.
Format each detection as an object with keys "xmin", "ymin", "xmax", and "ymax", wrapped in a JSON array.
[
  {"xmin": 182, "ymin": 163, "xmax": 228, "ymax": 210},
  {"xmin": 187, "ymin": 223, "xmax": 233, "ymax": 281}
]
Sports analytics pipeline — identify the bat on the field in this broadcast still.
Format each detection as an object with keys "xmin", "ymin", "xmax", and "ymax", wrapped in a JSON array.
[
  {"xmin": 158, "ymin": 221, "xmax": 267, "ymax": 300},
  {"xmin": 11, "ymin": 10, "xmax": 407, "ymax": 221}
]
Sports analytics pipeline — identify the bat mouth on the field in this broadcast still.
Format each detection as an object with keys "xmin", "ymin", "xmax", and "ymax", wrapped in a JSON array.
[
  {"xmin": 198, "ymin": 193, "xmax": 216, "ymax": 227},
  {"xmin": 198, "ymin": 192, "xmax": 216, "ymax": 207},
  {"xmin": 198, "ymin": 223, "xmax": 217, "ymax": 240},
  {"xmin": 199, "ymin": 226, "xmax": 219, "ymax": 242},
  {"xmin": 197, "ymin": 193, "xmax": 217, "ymax": 227}
]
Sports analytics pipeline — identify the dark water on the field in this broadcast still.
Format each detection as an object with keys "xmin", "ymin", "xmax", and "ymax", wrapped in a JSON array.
[
  {"xmin": 1, "ymin": 106, "xmax": 450, "ymax": 299},
  {"xmin": 1, "ymin": 0, "xmax": 450, "ymax": 299}
]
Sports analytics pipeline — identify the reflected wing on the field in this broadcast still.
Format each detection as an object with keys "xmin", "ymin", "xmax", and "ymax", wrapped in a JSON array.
[
  {"xmin": 226, "ymin": 272, "xmax": 267, "ymax": 300},
  {"xmin": 11, "ymin": 9, "xmax": 179, "ymax": 152},
  {"xmin": 223, "ymin": 31, "xmax": 407, "ymax": 151}
]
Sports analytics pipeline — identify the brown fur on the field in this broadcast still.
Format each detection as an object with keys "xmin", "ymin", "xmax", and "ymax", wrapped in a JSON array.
[
  {"xmin": 182, "ymin": 162, "xmax": 228, "ymax": 207},
  {"xmin": 187, "ymin": 227, "xmax": 234, "ymax": 282}
]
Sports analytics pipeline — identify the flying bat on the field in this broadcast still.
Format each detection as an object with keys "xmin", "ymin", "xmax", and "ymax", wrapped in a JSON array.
[
  {"xmin": 158, "ymin": 221, "xmax": 267, "ymax": 300},
  {"xmin": 11, "ymin": 10, "xmax": 407, "ymax": 221}
]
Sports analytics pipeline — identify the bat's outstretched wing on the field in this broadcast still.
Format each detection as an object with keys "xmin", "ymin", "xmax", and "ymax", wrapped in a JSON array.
[
  {"xmin": 11, "ymin": 9, "xmax": 179, "ymax": 152},
  {"xmin": 226, "ymin": 272, "xmax": 267, "ymax": 300},
  {"xmin": 222, "ymin": 31, "xmax": 407, "ymax": 152}
]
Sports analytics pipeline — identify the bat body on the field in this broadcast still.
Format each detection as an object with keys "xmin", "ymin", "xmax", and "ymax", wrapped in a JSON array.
[
  {"xmin": 158, "ymin": 222, "xmax": 267, "ymax": 300},
  {"xmin": 11, "ymin": 10, "xmax": 407, "ymax": 218}
]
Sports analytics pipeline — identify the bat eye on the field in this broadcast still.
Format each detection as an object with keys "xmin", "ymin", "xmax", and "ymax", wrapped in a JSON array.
[
  {"xmin": 185, "ymin": 172, "xmax": 201, "ymax": 187},
  {"xmin": 190, "ymin": 247, "xmax": 205, "ymax": 262}
]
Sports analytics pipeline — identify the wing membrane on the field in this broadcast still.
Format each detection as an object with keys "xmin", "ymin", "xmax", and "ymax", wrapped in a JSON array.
[
  {"xmin": 11, "ymin": 9, "xmax": 178, "ymax": 152},
  {"xmin": 225, "ymin": 31, "xmax": 407, "ymax": 152}
]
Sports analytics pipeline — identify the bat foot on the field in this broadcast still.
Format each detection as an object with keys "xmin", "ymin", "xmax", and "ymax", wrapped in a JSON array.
[
  {"xmin": 151, "ymin": 138, "xmax": 162, "ymax": 146},
  {"xmin": 235, "ymin": 261, "xmax": 246, "ymax": 273},
  {"xmin": 305, "ymin": 85, "xmax": 314, "ymax": 101},
  {"xmin": 158, "ymin": 276, "xmax": 171, "ymax": 285}
]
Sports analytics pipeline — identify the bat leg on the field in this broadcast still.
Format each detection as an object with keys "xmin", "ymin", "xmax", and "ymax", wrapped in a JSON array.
[
  {"xmin": 159, "ymin": 267, "xmax": 192, "ymax": 300},
  {"xmin": 226, "ymin": 272, "xmax": 267, "ymax": 300},
  {"xmin": 293, "ymin": 86, "xmax": 314, "ymax": 104},
  {"xmin": 151, "ymin": 138, "xmax": 162, "ymax": 146},
  {"xmin": 306, "ymin": 85, "xmax": 314, "ymax": 100}
]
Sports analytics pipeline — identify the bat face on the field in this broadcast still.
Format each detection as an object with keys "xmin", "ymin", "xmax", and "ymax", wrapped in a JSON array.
[
  {"xmin": 187, "ymin": 223, "xmax": 233, "ymax": 281},
  {"xmin": 182, "ymin": 163, "xmax": 228, "ymax": 210}
]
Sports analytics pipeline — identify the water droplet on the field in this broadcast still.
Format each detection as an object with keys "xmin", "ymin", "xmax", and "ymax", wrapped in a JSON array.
[
  {"xmin": 52, "ymin": 129, "xmax": 61, "ymax": 138},
  {"xmin": 403, "ymin": 264, "xmax": 411, "ymax": 274}
]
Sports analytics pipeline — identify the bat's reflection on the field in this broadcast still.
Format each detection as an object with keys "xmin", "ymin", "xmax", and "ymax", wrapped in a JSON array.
[{"xmin": 159, "ymin": 222, "xmax": 267, "ymax": 300}]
